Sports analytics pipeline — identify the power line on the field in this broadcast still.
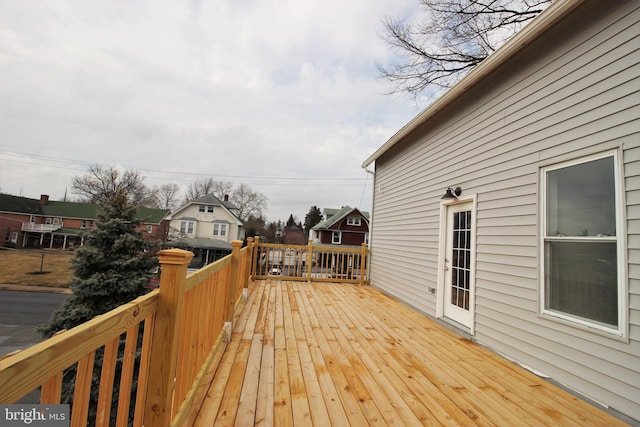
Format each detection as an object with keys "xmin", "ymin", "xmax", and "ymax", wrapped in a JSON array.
[{"xmin": 0, "ymin": 149, "xmax": 368, "ymax": 183}]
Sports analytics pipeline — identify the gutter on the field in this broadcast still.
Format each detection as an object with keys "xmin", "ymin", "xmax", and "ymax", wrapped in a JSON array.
[{"xmin": 361, "ymin": 0, "xmax": 584, "ymax": 169}]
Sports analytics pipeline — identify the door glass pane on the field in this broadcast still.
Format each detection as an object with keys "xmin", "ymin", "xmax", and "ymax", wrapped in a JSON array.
[
  {"xmin": 546, "ymin": 156, "xmax": 615, "ymax": 237},
  {"xmin": 545, "ymin": 241, "xmax": 618, "ymax": 326},
  {"xmin": 451, "ymin": 210, "xmax": 471, "ymax": 310}
]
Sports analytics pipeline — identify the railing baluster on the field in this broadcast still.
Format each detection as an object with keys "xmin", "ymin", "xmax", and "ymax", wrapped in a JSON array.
[
  {"xmin": 133, "ymin": 315, "xmax": 155, "ymax": 427},
  {"xmin": 40, "ymin": 372, "xmax": 62, "ymax": 404},
  {"xmin": 71, "ymin": 351, "xmax": 96, "ymax": 427},
  {"xmin": 95, "ymin": 337, "xmax": 120, "ymax": 427}
]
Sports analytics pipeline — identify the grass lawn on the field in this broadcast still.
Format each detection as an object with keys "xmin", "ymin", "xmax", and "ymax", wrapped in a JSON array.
[{"xmin": 0, "ymin": 248, "xmax": 73, "ymax": 288}]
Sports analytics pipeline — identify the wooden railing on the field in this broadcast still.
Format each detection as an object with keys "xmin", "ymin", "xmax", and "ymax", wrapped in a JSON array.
[
  {"xmin": 253, "ymin": 238, "xmax": 370, "ymax": 285},
  {"xmin": 0, "ymin": 238, "xmax": 256, "ymax": 427},
  {"xmin": 0, "ymin": 237, "xmax": 368, "ymax": 426}
]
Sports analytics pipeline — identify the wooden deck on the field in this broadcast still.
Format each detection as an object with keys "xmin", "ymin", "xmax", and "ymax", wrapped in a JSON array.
[{"xmin": 187, "ymin": 280, "xmax": 627, "ymax": 426}]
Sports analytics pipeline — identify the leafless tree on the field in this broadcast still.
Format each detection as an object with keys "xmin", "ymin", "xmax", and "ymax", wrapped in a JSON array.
[
  {"xmin": 210, "ymin": 181, "xmax": 235, "ymax": 200},
  {"xmin": 153, "ymin": 183, "xmax": 181, "ymax": 211},
  {"xmin": 183, "ymin": 178, "xmax": 217, "ymax": 203},
  {"xmin": 231, "ymin": 183, "xmax": 267, "ymax": 221},
  {"xmin": 379, "ymin": 0, "xmax": 550, "ymax": 99},
  {"xmin": 72, "ymin": 164, "xmax": 153, "ymax": 206}
]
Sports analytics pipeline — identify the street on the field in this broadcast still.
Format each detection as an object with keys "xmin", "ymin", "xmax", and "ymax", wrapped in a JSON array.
[{"xmin": 0, "ymin": 290, "xmax": 69, "ymax": 358}]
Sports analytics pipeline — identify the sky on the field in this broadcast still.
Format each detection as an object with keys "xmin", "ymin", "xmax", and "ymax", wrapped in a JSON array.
[{"xmin": 0, "ymin": 0, "xmax": 423, "ymax": 223}]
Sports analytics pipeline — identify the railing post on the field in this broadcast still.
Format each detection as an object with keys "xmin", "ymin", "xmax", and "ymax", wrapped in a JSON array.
[
  {"xmin": 242, "ymin": 237, "xmax": 254, "ymax": 300},
  {"xmin": 224, "ymin": 240, "xmax": 243, "ymax": 343},
  {"xmin": 144, "ymin": 248, "xmax": 193, "ymax": 427},
  {"xmin": 251, "ymin": 236, "xmax": 260, "ymax": 278},
  {"xmin": 360, "ymin": 243, "xmax": 368, "ymax": 286},
  {"xmin": 307, "ymin": 240, "xmax": 313, "ymax": 283}
]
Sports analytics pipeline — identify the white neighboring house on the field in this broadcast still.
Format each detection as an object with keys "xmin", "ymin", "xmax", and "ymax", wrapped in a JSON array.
[{"xmin": 167, "ymin": 194, "xmax": 245, "ymax": 267}]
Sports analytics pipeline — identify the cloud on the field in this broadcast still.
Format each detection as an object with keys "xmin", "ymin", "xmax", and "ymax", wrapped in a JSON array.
[{"xmin": 0, "ymin": 0, "xmax": 419, "ymax": 222}]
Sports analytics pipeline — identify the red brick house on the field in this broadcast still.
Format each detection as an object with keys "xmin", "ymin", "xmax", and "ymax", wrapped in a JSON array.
[
  {"xmin": 310, "ymin": 206, "xmax": 369, "ymax": 247},
  {"xmin": 0, "ymin": 193, "xmax": 170, "ymax": 249}
]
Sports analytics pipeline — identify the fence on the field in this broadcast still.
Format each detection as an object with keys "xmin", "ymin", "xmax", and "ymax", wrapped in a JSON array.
[
  {"xmin": 0, "ymin": 238, "xmax": 255, "ymax": 427},
  {"xmin": 0, "ymin": 237, "xmax": 368, "ymax": 426},
  {"xmin": 252, "ymin": 238, "xmax": 369, "ymax": 285}
]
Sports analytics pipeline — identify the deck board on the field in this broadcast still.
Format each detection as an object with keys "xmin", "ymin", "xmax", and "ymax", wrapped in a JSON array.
[{"xmin": 193, "ymin": 281, "xmax": 628, "ymax": 426}]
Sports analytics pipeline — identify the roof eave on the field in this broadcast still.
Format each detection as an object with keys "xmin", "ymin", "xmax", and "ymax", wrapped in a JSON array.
[{"xmin": 361, "ymin": 0, "xmax": 584, "ymax": 169}]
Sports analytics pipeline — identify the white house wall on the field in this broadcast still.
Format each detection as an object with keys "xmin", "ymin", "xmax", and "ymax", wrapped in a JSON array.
[
  {"xmin": 370, "ymin": 1, "xmax": 639, "ymax": 420},
  {"xmin": 170, "ymin": 204, "xmax": 242, "ymax": 242}
]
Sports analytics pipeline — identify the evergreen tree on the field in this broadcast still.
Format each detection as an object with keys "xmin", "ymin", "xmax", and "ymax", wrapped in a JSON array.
[
  {"xmin": 304, "ymin": 206, "xmax": 323, "ymax": 236},
  {"xmin": 39, "ymin": 189, "xmax": 157, "ymax": 424}
]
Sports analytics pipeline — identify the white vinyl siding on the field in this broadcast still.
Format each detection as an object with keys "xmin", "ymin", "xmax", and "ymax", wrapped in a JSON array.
[{"xmin": 369, "ymin": 2, "xmax": 639, "ymax": 420}]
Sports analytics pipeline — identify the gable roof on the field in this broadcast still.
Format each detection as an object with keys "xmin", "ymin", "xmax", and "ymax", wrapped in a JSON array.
[
  {"xmin": 41, "ymin": 200, "xmax": 99, "ymax": 219},
  {"xmin": 312, "ymin": 206, "xmax": 370, "ymax": 230},
  {"xmin": 0, "ymin": 193, "xmax": 169, "ymax": 224},
  {"xmin": 190, "ymin": 194, "xmax": 240, "ymax": 211},
  {"xmin": 0, "ymin": 193, "xmax": 44, "ymax": 215},
  {"xmin": 362, "ymin": 0, "xmax": 583, "ymax": 168},
  {"xmin": 172, "ymin": 194, "xmax": 243, "ymax": 224}
]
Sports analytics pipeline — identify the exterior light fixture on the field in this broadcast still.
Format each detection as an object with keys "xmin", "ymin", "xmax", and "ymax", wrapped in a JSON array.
[{"xmin": 441, "ymin": 187, "xmax": 462, "ymax": 199}]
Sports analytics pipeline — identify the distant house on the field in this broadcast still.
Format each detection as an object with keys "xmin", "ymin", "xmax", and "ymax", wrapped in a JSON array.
[
  {"xmin": 0, "ymin": 193, "xmax": 170, "ymax": 249},
  {"xmin": 282, "ymin": 223, "xmax": 306, "ymax": 245},
  {"xmin": 362, "ymin": 0, "xmax": 639, "ymax": 421},
  {"xmin": 310, "ymin": 206, "xmax": 369, "ymax": 247},
  {"xmin": 166, "ymin": 195, "xmax": 245, "ymax": 267}
]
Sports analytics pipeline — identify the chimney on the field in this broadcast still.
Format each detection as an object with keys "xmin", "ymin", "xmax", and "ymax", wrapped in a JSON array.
[
  {"xmin": 224, "ymin": 194, "xmax": 229, "ymax": 202},
  {"xmin": 40, "ymin": 194, "xmax": 50, "ymax": 205}
]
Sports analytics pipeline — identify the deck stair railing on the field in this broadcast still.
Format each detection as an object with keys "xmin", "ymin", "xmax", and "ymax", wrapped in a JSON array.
[{"xmin": 0, "ymin": 237, "xmax": 368, "ymax": 426}]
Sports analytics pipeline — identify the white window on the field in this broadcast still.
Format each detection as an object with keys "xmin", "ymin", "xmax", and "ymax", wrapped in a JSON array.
[
  {"xmin": 45, "ymin": 218, "xmax": 52, "ymax": 225},
  {"xmin": 213, "ymin": 223, "xmax": 227, "ymax": 237},
  {"xmin": 147, "ymin": 225, "xmax": 153, "ymax": 233},
  {"xmin": 10, "ymin": 232, "xmax": 18, "ymax": 243},
  {"xmin": 180, "ymin": 221, "xmax": 195, "ymax": 234},
  {"xmin": 347, "ymin": 216, "xmax": 361, "ymax": 226},
  {"xmin": 332, "ymin": 231, "xmax": 342, "ymax": 244},
  {"xmin": 81, "ymin": 220, "xmax": 87, "ymax": 229},
  {"xmin": 199, "ymin": 205, "xmax": 214, "ymax": 213},
  {"xmin": 541, "ymin": 152, "xmax": 624, "ymax": 335},
  {"xmin": 53, "ymin": 218, "xmax": 60, "ymax": 225}
]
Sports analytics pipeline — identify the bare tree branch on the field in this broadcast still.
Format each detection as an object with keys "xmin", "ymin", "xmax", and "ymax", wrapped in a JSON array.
[
  {"xmin": 72, "ymin": 164, "xmax": 153, "ymax": 206},
  {"xmin": 379, "ymin": 0, "xmax": 550, "ymax": 99}
]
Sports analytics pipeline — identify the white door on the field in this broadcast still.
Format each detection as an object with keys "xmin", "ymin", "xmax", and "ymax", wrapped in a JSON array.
[{"xmin": 443, "ymin": 202, "xmax": 474, "ymax": 328}]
